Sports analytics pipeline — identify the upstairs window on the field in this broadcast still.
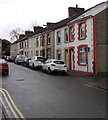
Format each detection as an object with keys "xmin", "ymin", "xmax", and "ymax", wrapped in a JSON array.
[
  {"xmin": 78, "ymin": 21, "xmax": 87, "ymax": 40},
  {"xmin": 69, "ymin": 25, "xmax": 75, "ymax": 42},
  {"xmin": 57, "ymin": 31, "xmax": 61, "ymax": 44},
  {"xmin": 36, "ymin": 37, "xmax": 38, "ymax": 47},
  {"xmin": 42, "ymin": 35, "xmax": 45, "ymax": 46},
  {"xmin": 47, "ymin": 34, "xmax": 51, "ymax": 45},
  {"xmin": 64, "ymin": 28, "xmax": 68, "ymax": 43}
]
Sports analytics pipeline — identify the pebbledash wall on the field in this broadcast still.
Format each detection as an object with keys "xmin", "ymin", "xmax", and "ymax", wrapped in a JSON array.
[
  {"xmin": 68, "ymin": 17, "xmax": 94, "ymax": 75},
  {"xmin": 68, "ymin": 1, "xmax": 108, "ymax": 75}
]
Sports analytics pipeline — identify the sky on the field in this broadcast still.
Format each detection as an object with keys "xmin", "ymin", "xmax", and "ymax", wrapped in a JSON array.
[{"xmin": 0, "ymin": 0, "xmax": 106, "ymax": 41}]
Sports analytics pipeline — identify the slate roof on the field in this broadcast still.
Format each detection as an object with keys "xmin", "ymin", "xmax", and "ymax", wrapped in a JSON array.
[
  {"xmin": 13, "ymin": 1, "xmax": 108, "ymax": 43},
  {"xmin": 69, "ymin": 1, "xmax": 108, "ymax": 24}
]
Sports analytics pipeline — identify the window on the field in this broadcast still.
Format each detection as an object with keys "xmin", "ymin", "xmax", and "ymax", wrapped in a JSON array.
[
  {"xmin": 25, "ymin": 41, "xmax": 26, "ymax": 48},
  {"xmin": 36, "ymin": 38, "xmax": 38, "ymax": 47},
  {"xmin": 69, "ymin": 25, "xmax": 75, "ymax": 42},
  {"xmin": 31, "ymin": 51, "xmax": 33, "ymax": 57},
  {"xmin": 36, "ymin": 50, "xmax": 39, "ymax": 56},
  {"xmin": 78, "ymin": 45, "xmax": 88, "ymax": 66},
  {"xmin": 42, "ymin": 35, "xmax": 45, "ymax": 46},
  {"xmin": 40, "ymin": 50, "xmax": 42, "ymax": 56},
  {"xmin": 57, "ymin": 49, "xmax": 61, "ymax": 60},
  {"xmin": 42, "ymin": 49, "xmax": 45, "ymax": 57},
  {"xmin": 27, "ymin": 40, "xmax": 29, "ymax": 48},
  {"xmin": 47, "ymin": 34, "xmax": 51, "ymax": 45},
  {"xmin": 27, "ymin": 51, "xmax": 29, "ymax": 57},
  {"xmin": 47, "ymin": 48, "xmax": 51, "ymax": 59},
  {"xmin": 64, "ymin": 28, "xmax": 68, "ymax": 43},
  {"xmin": 57, "ymin": 31, "xmax": 61, "ymax": 44},
  {"xmin": 78, "ymin": 21, "xmax": 87, "ymax": 40},
  {"xmin": 40, "ymin": 36, "xmax": 42, "ymax": 46}
]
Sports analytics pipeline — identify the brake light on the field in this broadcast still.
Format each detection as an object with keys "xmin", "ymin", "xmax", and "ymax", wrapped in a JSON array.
[
  {"xmin": 2, "ymin": 63, "xmax": 8, "ymax": 67},
  {"xmin": 64, "ymin": 65, "xmax": 66, "ymax": 67},
  {"xmin": 51, "ymin": 64, "xmax": 56, "ymax": 66}
]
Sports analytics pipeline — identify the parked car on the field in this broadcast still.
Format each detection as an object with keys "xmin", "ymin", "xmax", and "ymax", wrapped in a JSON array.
[
  {"xmin": 6, "ymin": 56, "xmax": 10, "ymax": 61},
  {"xmin": 29, "ymin": 56, "xmax": 47, "ymax": 69},
  {"xmin": 22, "ymin": 57, "xmax": 31, "ymax": 67},
  {"xmin": 0, "ymin": 59, "xmax": 9, "ymax": 75},
  {"xmin": 8, "ymin": 56, "xmax": 16, "ymax": 62},
  {"xmin": 15, "ymin": 55, "xmax": 26, "ymax": 64},
  {"xmin": 41, "ymin": 59, "xmax": 67, "ymax": 74}
]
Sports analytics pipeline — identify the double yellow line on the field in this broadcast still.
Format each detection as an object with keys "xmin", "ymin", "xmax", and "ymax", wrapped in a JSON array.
[
  {"xmin": 83, "ymin": 84, "xmax": 108, "ymax": 93},
  {"xmin": 0, "ymin": 88, "xmax": 25, "ymax": 120}
]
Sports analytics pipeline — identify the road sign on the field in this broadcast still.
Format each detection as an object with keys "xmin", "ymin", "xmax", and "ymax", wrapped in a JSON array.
[{"xmin": 84, "ymin": 47, "xmax": 90, "ymax": 52}]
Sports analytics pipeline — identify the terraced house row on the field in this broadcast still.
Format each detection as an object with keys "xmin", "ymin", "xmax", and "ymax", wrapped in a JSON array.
[{"xmin": 11, "ymin": 1, "xmax": 108, "ymax": 75}]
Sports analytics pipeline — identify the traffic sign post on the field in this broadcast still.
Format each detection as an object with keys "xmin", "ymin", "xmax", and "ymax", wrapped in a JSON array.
[{"xmin": 84, "ymin": 47, "xmax": 90, "ymax": 72}]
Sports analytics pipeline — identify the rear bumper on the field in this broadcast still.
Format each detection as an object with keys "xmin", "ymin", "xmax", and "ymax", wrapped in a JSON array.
[{"xmin": 0, "ymin": 69, "xmax": 8, "ymax": 73}]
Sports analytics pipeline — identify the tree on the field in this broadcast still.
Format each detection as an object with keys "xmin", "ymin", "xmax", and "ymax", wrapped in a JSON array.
[{"xmin": 10, "ymin": 28, "xmax": 24, "ymax": 43}]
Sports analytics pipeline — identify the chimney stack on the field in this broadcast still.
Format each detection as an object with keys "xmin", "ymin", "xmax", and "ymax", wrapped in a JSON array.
[
  {"xmin": 68, "ymin": 5, "xmax": 85, "ymax": 17},
  {"xmin": 33, "ymin": 26, "xmax": 43, "ymax": 32},
  {"xmin": 25, "ymin": 31, "xmax": 33, "ymax": 36},
  {"xmin": 19, "ymin": 34, "xmax": 25, "ymax": 39}
]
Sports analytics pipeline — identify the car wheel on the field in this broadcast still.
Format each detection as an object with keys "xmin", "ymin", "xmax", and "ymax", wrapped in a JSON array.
[
  {"xmin": 5, "ymin": 71, "xmax": 9, "ymax": 75},
  {"xmin": 63, "ymin": 71, "xmax": 67, "ymax": 75},
  {"xmin": 32, "ymin": 63, "xmax": 35, "ymax": 70},
  {"xmin": 41, "ymin": 67, "xmax": 44, "ymax": 72},
  {"xmin": 48, "ymin": 68, "xmax": 52, "ymax": 74}
]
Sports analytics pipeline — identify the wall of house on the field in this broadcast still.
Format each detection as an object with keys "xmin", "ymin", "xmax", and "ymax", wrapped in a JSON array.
[
  {"xmin": 10, "ymin": 43, "xmax": 18, "ymax": 56},
  {"xmin": 55, "ymin": 26, "xmax": 69, "ymax": 67},
  {"xmin": 68, "ymin": 18, "xmax": 94, "ymax": 74},
  {"xmin": 96, "ymin": 8, "xmax": 108, "ymax": 74}
]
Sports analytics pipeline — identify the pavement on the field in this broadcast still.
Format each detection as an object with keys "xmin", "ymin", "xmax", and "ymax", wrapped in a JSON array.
[{"xmin": 67, "ymin": 70, "xmax": 108, "ymax": 93}]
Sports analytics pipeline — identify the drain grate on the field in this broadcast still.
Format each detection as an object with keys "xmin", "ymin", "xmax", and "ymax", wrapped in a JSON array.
[{"xmin": 16, "ymin": 79, "xmax": 24, "ymax": 81}]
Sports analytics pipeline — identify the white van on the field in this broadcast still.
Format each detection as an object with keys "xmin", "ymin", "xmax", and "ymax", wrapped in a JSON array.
[{"xmin": 15, "ymin": 55, "xmax": 26, "ymax": 64}]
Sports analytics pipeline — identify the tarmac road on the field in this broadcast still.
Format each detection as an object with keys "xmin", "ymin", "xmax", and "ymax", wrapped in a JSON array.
[{"xmin": 1, "ymin": 62, "xmax": 107, "ymax": 119}]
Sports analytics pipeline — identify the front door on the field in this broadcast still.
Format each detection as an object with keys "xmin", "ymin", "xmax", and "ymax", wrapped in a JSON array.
[{"xmin": 69, "ymin": 48, "xmax": 75, "ymax": 71}]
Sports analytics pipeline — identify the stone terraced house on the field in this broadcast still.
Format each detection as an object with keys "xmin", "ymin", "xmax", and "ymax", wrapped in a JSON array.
[{"xmin": 10, "ymin": 1, "xmax": 108, "ymax": 75}]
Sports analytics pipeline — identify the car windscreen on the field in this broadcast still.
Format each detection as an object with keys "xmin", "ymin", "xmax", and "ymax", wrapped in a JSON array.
[
  {"xmin": 53, "ymin": 61, "xmax": 64, "ymax": 64},
  {"xmin": 37, "ymin": 57, "xmax": 47, "ymax": 61},
  {"xmin": 0, "ymin": 59, "xmax": 6, "ymax": 64}
]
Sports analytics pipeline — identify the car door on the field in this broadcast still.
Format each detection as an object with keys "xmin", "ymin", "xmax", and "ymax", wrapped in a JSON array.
[{"xmin": 29, "ymin": 57, "xmax": 34, "ymax": 66}]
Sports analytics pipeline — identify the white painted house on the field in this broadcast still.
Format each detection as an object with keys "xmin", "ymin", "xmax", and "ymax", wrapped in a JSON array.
[{"xmin": 68, "ymin": 1, "xmax": 108, "ymax": 75}]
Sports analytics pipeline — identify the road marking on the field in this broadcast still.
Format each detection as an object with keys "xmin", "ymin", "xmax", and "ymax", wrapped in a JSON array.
[
  {"xmin": 83, "ymin": 84, "xmax": 108, "ymax": 93},
  {"xmin": 0, "ymin": 88, "xmax": 25, "ymax": 120},
  {"xmin": 0, "ymin": 89, "xmax": 18, "ymax": 119}
]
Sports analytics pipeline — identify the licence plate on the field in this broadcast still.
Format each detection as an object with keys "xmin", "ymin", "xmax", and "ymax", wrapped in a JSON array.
[{"xmin": 0, "ymin": 65, "xmax": 2, "ymax": 68}]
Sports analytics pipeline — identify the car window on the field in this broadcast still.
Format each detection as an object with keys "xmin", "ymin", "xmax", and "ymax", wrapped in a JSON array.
[
  {"xmin": 0, "ymin": 59, "xmax": 6, "ymax": 63},
  {"xmin": 37, "ymin": 57, "xmax": 47, "ymax": 61},
  {"xmin": 53, "ymin": 61, "xmax": 64, "ymax": 64}
]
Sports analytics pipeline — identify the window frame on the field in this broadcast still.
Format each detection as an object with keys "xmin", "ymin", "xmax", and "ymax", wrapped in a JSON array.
[
  {"xmin": 77, "ymin": 45, "xmax": 88, "ymax": 66},
  {"xmin": 56, "ymin": 31, "xmax": 61, "ymax": 44},
  {"xmin": 69, "ymin": 25, "xmax": 75, "ymax": 42},
  {"xmin": 47, "ymin": 33, "xmax": 51, "ymax": 45},
  {"xmin": 64, "ymin": 28, "xmax": 68, "ymax": 43},
  {"xmin": 78, "ymin": 20, "xmax": 87, "ymax": 40}
]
